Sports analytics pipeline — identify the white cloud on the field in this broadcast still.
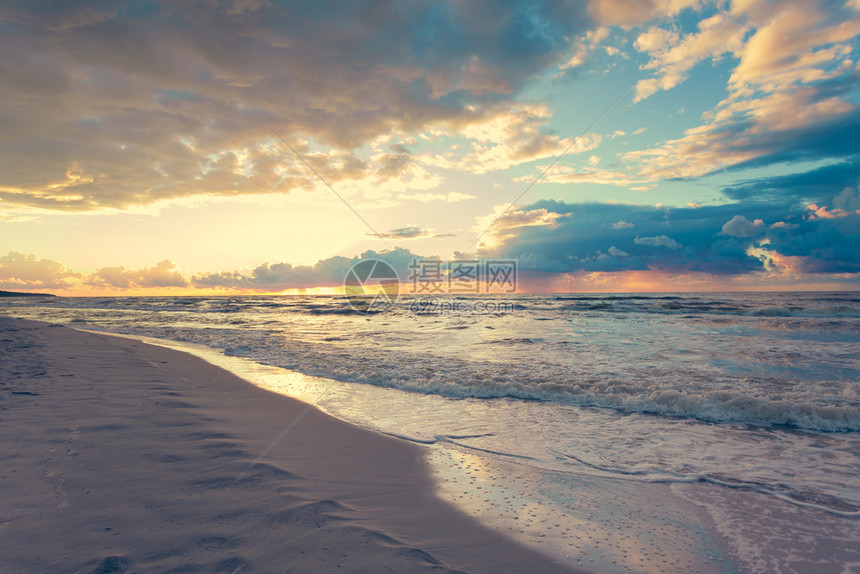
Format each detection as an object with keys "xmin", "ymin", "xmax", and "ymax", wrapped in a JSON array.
[
  {"xmin": 721, "ymin": 215, "xmax": 765, "ymax": 237},
  {"xmin": 634, "ymin": 14, "xmax": 749, "ymax": 102},
  {"xmin": 474, "ymin": 205, "xmax": 567, "ymax": 249},
  {"xmin": 634, "ymin": 26, "xmax": 680, "ymax": 53},
  {"xmin": 420, "ymin": 106, "xmax": 598, "ymax": 175},
  {"xmin": 560, "ymin": 26, "xmax": 611, "ymax": 70},
  {"xmin": 728, "ymin": 0, "xmax": 860, "ymax": 95}
]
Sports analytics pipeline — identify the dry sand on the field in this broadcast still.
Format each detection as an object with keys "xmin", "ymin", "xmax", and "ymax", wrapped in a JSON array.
[{"xmin": 0, "ymin": 317, "xmax": 578, "ymax": 573}]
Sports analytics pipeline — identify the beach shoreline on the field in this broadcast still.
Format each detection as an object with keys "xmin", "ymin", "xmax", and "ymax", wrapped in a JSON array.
[{"xmin": 0, "ymin": 317, "xmax": 577, "ymax": 573}]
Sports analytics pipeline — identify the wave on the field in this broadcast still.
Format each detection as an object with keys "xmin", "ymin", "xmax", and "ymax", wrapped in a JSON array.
[
  {"xmin": 6, "ymin": 292, "xmax": 859, "ymax": 433},
  {"xmin": 554, "ymin": 295, "xmax": 684, "ymax": 301},
  {"xmin": 554, "ymin": 300, "xmax": 860, "ymax": 318},
  {"xmin": 552, "ymin": 449, "xmax": 859, "ymax": 516},
  {"xmin": 323, "ymin": 367, "xmax": 860, "ymax": 432},
  {"xmin": 484, "ymin": 337, "xmax": 541, "ymax": 345},
  {"xmin": 750, "ymin": 304, "xmax": 860, "ymax": 317}
]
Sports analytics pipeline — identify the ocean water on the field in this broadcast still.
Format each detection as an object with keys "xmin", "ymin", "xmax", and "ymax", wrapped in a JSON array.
[{"xmin": 4, "ymin": 292, "xmax": 859, "ymax": 572}]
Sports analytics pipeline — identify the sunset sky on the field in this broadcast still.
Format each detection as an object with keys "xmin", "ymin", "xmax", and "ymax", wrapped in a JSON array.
[{"xmin": 2, "ymin": 0, "xmax": 859, "ymax": 294}]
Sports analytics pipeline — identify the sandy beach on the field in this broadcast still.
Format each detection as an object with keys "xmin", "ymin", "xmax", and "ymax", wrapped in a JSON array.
[{"xmin": 0, "ymin": 317, "xmax": 576, "ymax": 573}]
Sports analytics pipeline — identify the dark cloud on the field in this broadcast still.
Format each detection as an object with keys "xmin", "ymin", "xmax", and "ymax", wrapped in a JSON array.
[
  {"xmin": 724, "ymin": 111, "xmax": 860, "ymax": 175},
  {"xmin": 769, "ymin": 215, "xmax": 860, "ymax": 274},
  {"xmin": 480, "ymin": 194, "xmax": 860, "ymax": 277},
  {"xmin": 722, "ymin": 157, "xmax": 860, "ymax": 205},
  {"xmin": 374, "ymin": 226, "xmax": 432, "ymax": 239},
  {"xmin": 192, "ymin": 247, "xmax": 423, "ymax": 290},
  {"xmin": 716, "ymin": 160, "xmax": 860, "ymax": 273},
  {"xmin": 634, "ymin": 234, "xmax": 680, "ymax": 249},
  {"xmin": 0, "ymin": 0, "xmax": 590, "ymax": 210}
]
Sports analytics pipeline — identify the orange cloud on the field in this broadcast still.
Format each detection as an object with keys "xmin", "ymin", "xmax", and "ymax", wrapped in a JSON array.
[
  {"xmin": 0, "ymin": 252, "xmax": 80, "ymax": 290},
  {"xmin": 86, "ymin": 260, "xmax": 188, "ymax": 290}
]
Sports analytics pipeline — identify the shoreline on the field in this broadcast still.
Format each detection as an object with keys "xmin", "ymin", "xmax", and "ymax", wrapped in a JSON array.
[
  {"xmin": 0, "ymin": 317, "xmax": 577, "ymax": 573},
  {"xmin": 90, "ymin": 329, "xmax": 738, "ymax": 572}
]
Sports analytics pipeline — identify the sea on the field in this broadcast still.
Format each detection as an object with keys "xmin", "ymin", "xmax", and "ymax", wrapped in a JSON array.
[{"xmin": 3, "ymin": 291, "xmax": 859, "ymax": 573}]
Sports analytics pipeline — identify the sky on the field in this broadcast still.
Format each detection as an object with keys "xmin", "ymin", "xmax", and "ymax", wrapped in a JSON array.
[{"xmin": 1, "ymin": 0, "xmax": 859, "ymax": 294}]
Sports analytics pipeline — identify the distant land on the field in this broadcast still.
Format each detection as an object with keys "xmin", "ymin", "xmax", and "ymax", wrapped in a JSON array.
[{"xmin": 0, "ymin": 290, "xmax": 56, "ymax": 298}]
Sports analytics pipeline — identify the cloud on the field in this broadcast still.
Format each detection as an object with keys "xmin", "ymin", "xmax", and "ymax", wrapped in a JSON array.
[
  {"xmin": 588, "ymin": 0, "xmax": 701, "ymax": 27},
  {"xmin": 834, "ymin": 186, "xmax": 860, "ymax": 211},
  {"xmin": 398, "ymin": 191, "xmax": 475, "ymax": 203},
  {"xmin": 634, "ymin": 1, "xmax": 860, "ymax": 102},
  {"xmin": 192, "ymin": 247, "xmax": 422, "ymax": 291},
  {"xmin": 87, "ymin": 260, "xmax": 189, "ymax": 289},
  {"xmin": 624, "ymin": 0, "xmax": 860, "ymax": 179},
  {"xmin": 477, "ymin": 194, "xmax": 860, "ymax": 276},
  {"xmin": 520, "ymin": 163, "xmax": 641, "ymax": 187},
  {"xmin": 633, "ymin": 14, "xmax": 748, "ymax": 102},
  {"xmin": 633, "ymin": 26, "xmax": 679, "ymax": 53},
  {"xmin": 418, "ymin": 106, "xmax": 591, "ymax": 174},
  {"xmin": 728, "ymin": 0, "xmax": 860, "ymax": 95},
  {"xmin": 721, "ymin": 157, "xmax": 860, "ymax": 205},
  {"xmin": 0, "ymin": 0, "xmax": 591, "ymax": 210},
  {"xmin": 634, "ymin": 234, "xmax": 681, "ymax": 249},
  {"xmin": 2, "ymin": 248, "xmax": 427, "ymax": 293},
  {"xmin": 0, "ymin": 251, "xmax": 80, "ymax": 290},
  {"xmin": 627, "ymin": 103, "xmax": 860, "ymax": 181},
  {"xmin": 473, "ymin": 204, "xmax": 570, "ymax": 251},
  {"xmin": 721, "ymin": 215, "xmax": 765, "ymax": 237},
  {"xmin": 374, "ymin": 226, "xmax": 433, "ymax": 239},
  {"xmin": 8, "ymin": 183, "xmax": 860, "ymax": 293},
  {"xmin": 476, "ymin": 204, "xmax": 566, "ymax": 237},
  {"xmin": 559, "ymin": 25, "xmax": 611, "ymax": 71}
]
